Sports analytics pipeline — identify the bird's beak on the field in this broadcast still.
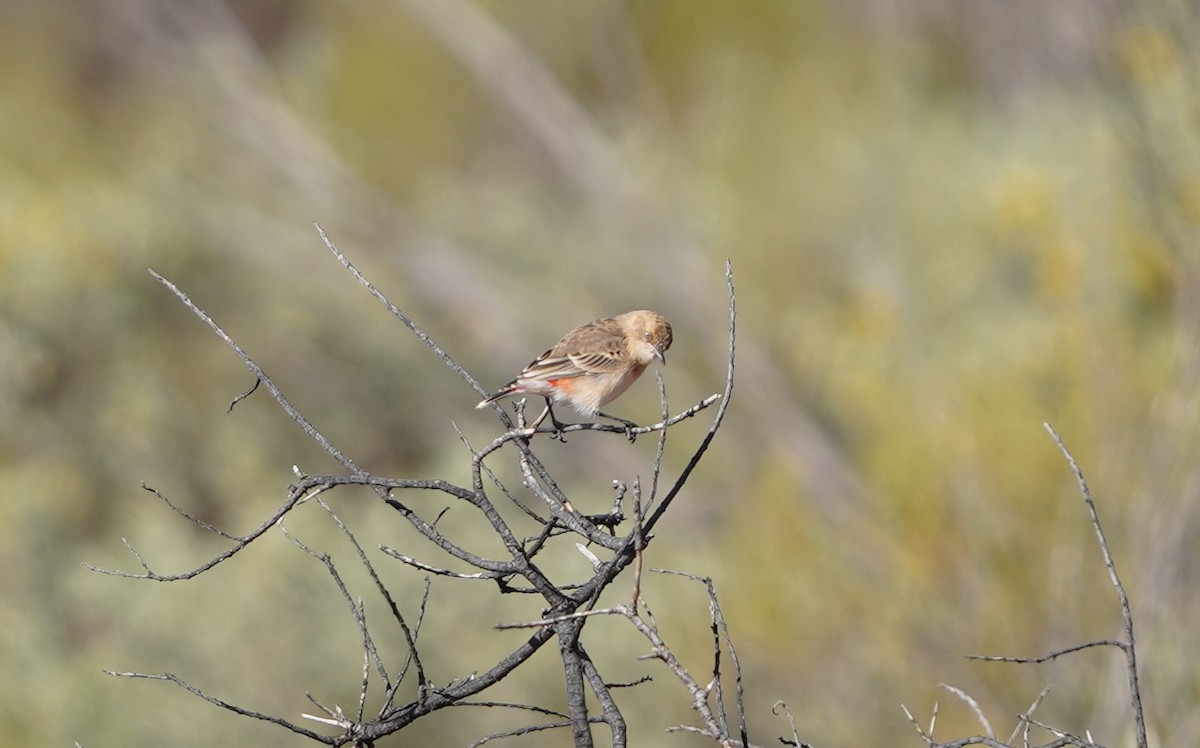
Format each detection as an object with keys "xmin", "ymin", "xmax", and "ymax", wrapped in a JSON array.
[{"xmin": 655, "ymin": 349, "xmax": 666, "ymax": 365}]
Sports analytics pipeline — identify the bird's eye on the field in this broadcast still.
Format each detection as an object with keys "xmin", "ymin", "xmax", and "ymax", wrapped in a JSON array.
[{"xmin": 643, "ymin": 329, "xmax": 652, "ymax": 341}]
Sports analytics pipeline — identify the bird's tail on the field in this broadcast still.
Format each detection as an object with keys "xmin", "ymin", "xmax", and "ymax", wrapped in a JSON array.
[{"xmin": 475, "ymin": 384, "xmax": 515, "ymax": 409}]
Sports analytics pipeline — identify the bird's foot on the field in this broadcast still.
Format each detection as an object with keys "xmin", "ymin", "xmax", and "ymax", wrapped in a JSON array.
[
  {"xmin": 549, "ymin": 413, "xmax": 570, "ymax": 443},
  {"xmin": 598, "ymin": 411, "xmax": 639, "ymax": 442}
]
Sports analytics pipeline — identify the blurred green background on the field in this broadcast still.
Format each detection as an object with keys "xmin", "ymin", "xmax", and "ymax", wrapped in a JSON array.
[{"xmin": 2, "ymin": 0, "xmax": 1197, "ymax": 745}]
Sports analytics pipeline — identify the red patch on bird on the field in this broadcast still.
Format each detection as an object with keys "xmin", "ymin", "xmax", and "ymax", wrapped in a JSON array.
[{"xmin": 549, "ymin": 379, "xmax": 572, "ymax": 391}]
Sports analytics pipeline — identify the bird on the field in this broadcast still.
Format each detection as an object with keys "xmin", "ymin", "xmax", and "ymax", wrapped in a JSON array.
[{"xmin": 476, "ymin": 310, "xmax": 673, "ymax": 439}]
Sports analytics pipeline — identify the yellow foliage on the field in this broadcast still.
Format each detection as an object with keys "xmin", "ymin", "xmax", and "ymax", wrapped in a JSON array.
[{"xmin": 1119, "ymin": 26, "xmax": 1178, "ymax": 86}]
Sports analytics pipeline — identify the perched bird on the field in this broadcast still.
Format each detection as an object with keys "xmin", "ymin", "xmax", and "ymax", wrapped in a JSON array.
[{"xmin": 477, "ymin": 310, "xmax": 673, "ymax": 438}]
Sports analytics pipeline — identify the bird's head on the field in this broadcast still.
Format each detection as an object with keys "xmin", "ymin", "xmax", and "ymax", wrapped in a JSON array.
[{"xmin": 621, "ymin": 310, "xmax": 673, "ymax": 365}]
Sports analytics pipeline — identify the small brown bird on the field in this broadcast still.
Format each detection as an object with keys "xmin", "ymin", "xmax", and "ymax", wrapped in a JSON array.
[{"xmin": 477, "ymin": 310, "xmax": 673, "ymax": 436}]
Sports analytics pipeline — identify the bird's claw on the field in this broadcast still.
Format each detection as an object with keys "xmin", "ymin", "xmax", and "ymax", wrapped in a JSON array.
[
  {"xmin": 549, "ymin": 415, "xmax": 569, "ymax": 443},
  {"xmin": 596, "ymin": 411, "xmax": 639, "ymax": 442}
]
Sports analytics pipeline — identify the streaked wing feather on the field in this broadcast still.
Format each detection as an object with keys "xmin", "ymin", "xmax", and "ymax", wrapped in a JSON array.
[
  {"xmin": 566, "ymin": 349, "xmax": 625, "ymax": 374},
  {"xmin": 520, "ymin": 354, "xmax": 587, "ymax": 381}
]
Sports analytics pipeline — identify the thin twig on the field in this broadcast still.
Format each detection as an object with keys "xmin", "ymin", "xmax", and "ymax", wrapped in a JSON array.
[
  {"xmin": 653, "ymin": 569, "xmax": 749, "ymax": 746},
  {"xmin": 494, "ymin": 606, "xmax": 625, "ymax": 630},
  {"xmin": 138, "ymin": 482, "xmax": 240, "ymax": 540},
  {"xmin": 646, "ymin": 370, "xmax": 670, "ymax": 513},
  {"xmin": 1010, "ymin": 685, "xmax": 1052, "ymax": 747},
  {"xmin": 465, "ymin": 716, "xmax": 609, "ymax": 748},
  {"xmin": 453, "ymin": 422, "xmax": 546, "ymax": 525},
  {"xmin": 226, "ymin": 376, "xmax": 260, "ymax": 412},
  {"xmin": 580, "ymin": 645, "xmax": 627, "ymax": 746},
  {"xmin": 630, "ymin": 476, "xmax": 644, "ymax": 607},
  {"xmin": 317, "ymin": 223, "xmax": 487, "ymax": 399},
  {"xmin": 966, "ymin": 640, "xmax": 1125, "ymax": 664},
  {"xmin": 148, "ymin": 268, "xmax": 361, "ymax": 472},
  {"xmin": 312, "ymin": 498, "xmax": 428, "ymax": 701},
  {"xmin": 644, "ymin": 258, "xmax": 736, "ymax": 533},
  {"xmin": 278, "ymin": 521, "xmax": 388, "ymax": 695},
  {"xmin": 85, "ymin": 480, "xmax": 322, "ymax": 580},
  {"xmin": 623, "ymin": 599, "xmax": 730, "ymax": 744},
  {"xmin": 378, "ymin": 547, "xmax": 503, "ymax": 580},
  {"xmin": 1043, "ymin": 423, "xmax": 1147, "ymax": 748},
  {"xmin": 102, "ymin": 671, "xmax": 329, "ymax": 742},
  {"xmin": 939, "ymin": 683, "xmax": 994, "ymax": 739},
  {"xmin": 772, "ymin": 701, "xmax": 806, "ymax": 748}
]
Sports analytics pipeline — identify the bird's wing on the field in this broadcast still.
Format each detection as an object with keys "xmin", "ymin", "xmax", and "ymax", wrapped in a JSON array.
[
  {"xmin": 517, "ymin": 350, "xmax": 583, "ymax": 381},
  {"xmin": 521, "ymin": 317, "xmax": 627, "ymax": 380},
  {"xmin": 519, "ymin": 348, "xmax": 623, "ymax": 381}
]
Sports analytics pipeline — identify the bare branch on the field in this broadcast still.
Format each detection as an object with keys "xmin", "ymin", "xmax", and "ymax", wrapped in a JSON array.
[
  {"xmin": 644, "ymin": 258, "xmax": 736, "ymax": 534},
  {"xmin": 103, "ymin": 670, "xmax": 331, "ymax": 743},
  {"xmin": 621, "ymin": 599, "xmax": 729, "ymax": 744},
  {"xmin": 278, "ymin": 518, "xmax": 391, "ymax": 699},
  {"xmin": 1010, "ymin": 686, "xmax": 1052, "ymax": 747},
  {"xmin": 647, "ymin": 370, "xmax": 670, "ymax": 510},
  {"xmin": 966, "ymin": 640, "xmax": 1125, "ymax": 664},
  {"xmin": 312, "ymin": 497, "xmax": 428, "ymax": 702},
  {"xmin": 652, "ymin": 569, "xmax": 749, "ymax": 747},
  {"xmin": 900, "ymin": 700, "xmax": 935, "ymax": 746},
  {"xmin": 137, "ymin": 482, "xmax": 240, "ymax": 540},
  {"xmin": 147, "ymin": 268, "xmax": 361, "ymax": 473},
  {"xmin": 452, "ymin": 422, "xmax": 546, "ymax": 526},
  {"xmin": 378, "ymin": 547, "xmax": 503, "ymax": 580},
  {"xmin": 772, "ymin": 701, "xmax": 809, "ymax": 748},
  {"xmin": 510, "ymin": 394, "xmax": 721, "ymax": 442},
  {"xmin": 465, "ymin": 715, "xmax": 609, "ymax": 748},
  {"xmin": 317, "ymin": 224, "xmax": 487, "ymax": 399},
  {"xmin": 494, "ymin": 606, "xmax": 624, "ymax": 631},
  {"xmin": 226, "ymin": 376, "xmax": 260, "ymax": 412},
  {"xmin": 581, "ymin": 651, "xmax": 627, "ymax": 745},
  {"xmin": 85, "ymin": 479, "xmax": 320, "ymax": 580},
  {"xmin": 938, "ymin": 684, "xmax": 993, "ymax": 739},
  {"xmin": 382, "ymin": 576, "xmax": 433, "ymax": 717},
  {"xmin": 1043, "ymin": 423, "xmax": 1147, "ymax": 748},
  {"xmin": 629, "ymin": 478, "xmax": 644, "ymax": 607}
]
